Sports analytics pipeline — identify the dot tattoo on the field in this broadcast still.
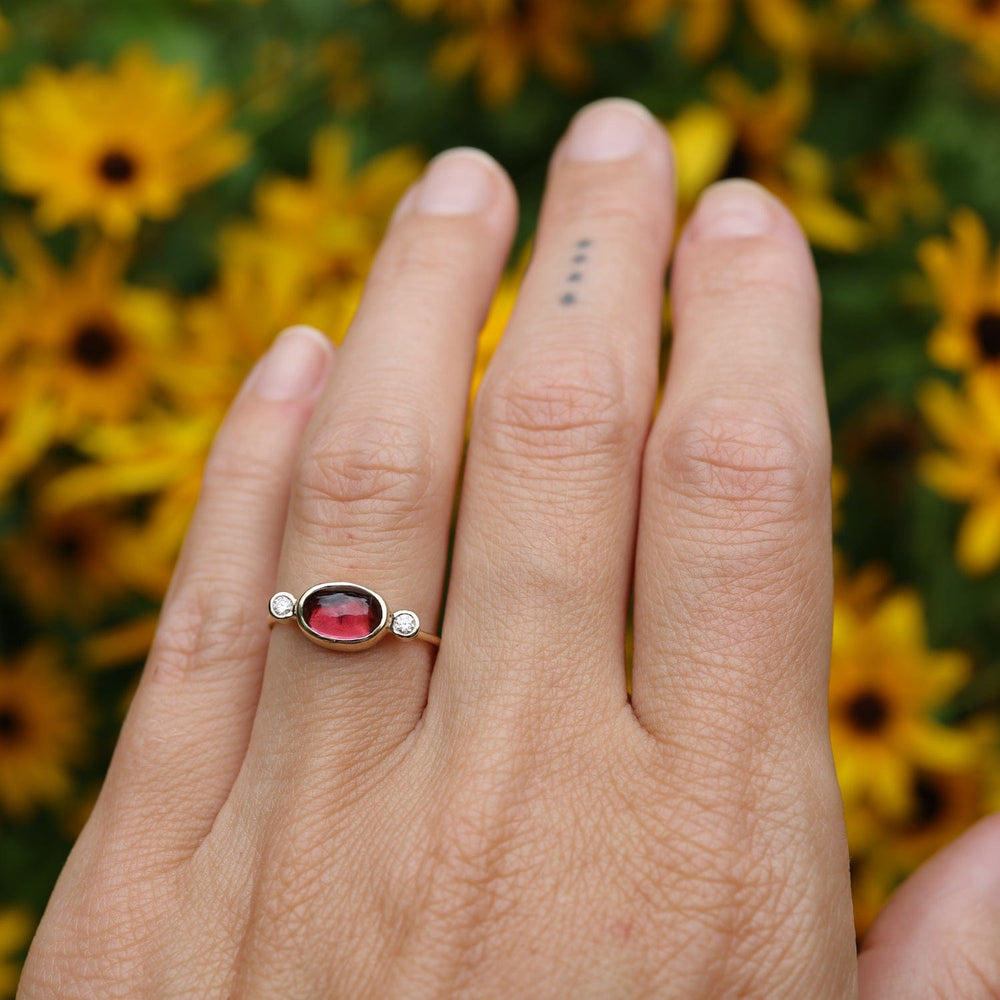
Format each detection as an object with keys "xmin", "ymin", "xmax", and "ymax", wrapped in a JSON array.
[{"xmin": 560, "ymin": 238, "xmax": 593, "ymax": 307}]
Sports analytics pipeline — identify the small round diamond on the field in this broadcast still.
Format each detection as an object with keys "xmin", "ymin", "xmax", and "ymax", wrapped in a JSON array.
[
  {"xmin": 391, "ymin": 610, "xmax": 419, "ymax": 638},
  {"xmin": 269, "ymin": 592, "xmax": 296, "ymax": 619}
]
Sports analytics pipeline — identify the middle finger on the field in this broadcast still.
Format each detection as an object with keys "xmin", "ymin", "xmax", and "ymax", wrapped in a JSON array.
[{"xmin": 431, "ymin": 100, "xmax": 676, "ymax": 739}]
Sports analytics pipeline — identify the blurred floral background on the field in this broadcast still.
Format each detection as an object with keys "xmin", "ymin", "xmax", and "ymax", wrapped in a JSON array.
[{"xmin": 1, "ymin": 0, "xmax": 1000, "ymax": 989}]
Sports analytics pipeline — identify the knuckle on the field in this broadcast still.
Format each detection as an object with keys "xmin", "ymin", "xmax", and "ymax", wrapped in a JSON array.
[
  {"xmin": 646, "ymin": 400, "xmax": 830, "ymax": 658},
  {"xmin": 151, "ymin": 580, "xmax": 256, "ymax": 682},
  {"xmin": 651, "ymin": 398, "xmax": 824, "ymax": 525},
  {"xmin": 293, "ymin": 415, "xmax": 436, "ymax": 535},
  {"xmin": 476, "ymin": 343, "xmax": 637, "ymax": 466}
]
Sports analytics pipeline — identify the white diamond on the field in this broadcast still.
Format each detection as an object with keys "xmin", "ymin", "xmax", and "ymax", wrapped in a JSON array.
[
  {"xmin": 391, "ymin": 611, "xmax": 419, "ymax": 637},
  {"xmin": 269, "ymin": 592, "xmax": 295, "ymax": 619}
]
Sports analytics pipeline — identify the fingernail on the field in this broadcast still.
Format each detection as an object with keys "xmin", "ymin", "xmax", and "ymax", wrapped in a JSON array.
[
  {"xmin": 688, "ymin": 180, "xmax": 776, "ymax": 240},
  {"xmin": 564, "ymin": 98, "xmax": 652, "ymax": 162},
  {"xmin": 416, "ymin": 148, "xmax": 498, "ymax": 216},
  {"xmin": 247, "ymin": 326, "xmax": 331, "ymax": 402}
]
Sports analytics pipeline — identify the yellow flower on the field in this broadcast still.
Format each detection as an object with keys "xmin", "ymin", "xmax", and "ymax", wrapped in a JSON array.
[
  {"xmin": 0, "ymin": 45, "xmax": 248, "ymax": 238},
  {"xmin": 416, "ymin": 0, "xmax": 593, "ymax": 105},
  {"xmin": 912, "ymin": 0, "xmax": 1000, "ymax": 54},
  {"xmin": 849, "ymin": 139, "xmax": 943, "ymax": 238},
  {"xmin": 666, "ymin": 70, "xmax": 871, "ymax": 252},
  {"xmin": 318, "ymin": 36, "xmax": 371, "ymax": 113},
  {"xmin": 918, "ymin": 209, "xmax": 1000, "ymax": 371},
  {"xmin": 848, "ymin": 752, "xmax": 988, "ymax": 858},
  {"xmin": 677, "ymin": 0, "xmax": 813, "ymax": 61},
  {"xmin": 919, "ymin": 372, "xmax": 1000, "ymax": 575},
  {"xmin": 182, "ymin": 235, "xmax": 361, "ymax": 409},
  {"xmin": 0, "ymin": 343, "xmax": 58, "ymax": 498},
  {"xmin": 0, "ymin": 646, "xmax": 89, "ymax": 820},
  {"xmin": 82, "ymin": 615, "xmax": 159, "ymax": 672},
  {"xmin": 670, "ymin": 0, "xmax": 876, "ymax": 61},
  {"xmin": 614, "ymin": 0, "xmax": 675, "ymax": 37},
  {"xmin": 44, "ymin": 414, "xmax": 223, "ymax": 601},
  {"xmin": 0, "ymin": 909, "xmax": 32, "ymax": 998},
  {"xmin": 179, "ymin": 127, "xmax": 418, "ymax": 404},
  {"xmin": 833, "ymin": 559, "xmax": 893, "ymax": 619},
  {"xmin": 848, "ymin": 723, "xmax": 997, "ymax": 938},
  {"xmin": 911, "ymin": 0, "xmax": 1000, "ymax": 90},
  {"xmin": 896, "ymin": 761, "xmax": 990, "ymax": 864},
  {"xmin": 830, "ymin": 582, "xmax": 976, "ymax": 823},
  {"xmin": 1, "ymin": 499, "xmax": 144, "ymax": 621},
  {"xmin": 250, "ymin": 127, "xmax": 422, "ymax": 286},
  {"xmin": 0, "ymin": 220, "xmax": 180, "ymax": 434}
]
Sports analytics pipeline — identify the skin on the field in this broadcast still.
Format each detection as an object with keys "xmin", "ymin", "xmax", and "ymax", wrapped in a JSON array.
[{"xmin": 18, "ymin": 99, "xmax": 1000, "ymax": 999}]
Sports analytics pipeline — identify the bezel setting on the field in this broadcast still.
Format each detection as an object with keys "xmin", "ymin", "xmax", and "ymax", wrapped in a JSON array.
[
  {"xmin": 390, "ymin": 610, "xmax": 420, "ymax": 639},
  {"xmin": 295, "ymin": 581, "xmax": 389, "ymax": 650},
  {"xmin": 269, "ymin": 591, "xmax": 297, "ymax": 620}
]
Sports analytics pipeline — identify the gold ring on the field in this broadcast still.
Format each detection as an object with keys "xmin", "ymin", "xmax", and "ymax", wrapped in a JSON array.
[{"xmin": 268, "ymin": 582, "xmax": 440, "ymax": 651}]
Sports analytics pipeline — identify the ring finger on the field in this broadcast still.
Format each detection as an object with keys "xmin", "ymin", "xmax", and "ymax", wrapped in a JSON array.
[{"xmin": 242, "ymin": 149, "xmax": 517, "ymax": 780}]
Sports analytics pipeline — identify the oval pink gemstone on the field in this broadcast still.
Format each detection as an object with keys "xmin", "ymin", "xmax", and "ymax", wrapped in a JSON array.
[{"xmin": 300, "ymin": 586, "xmax": 383, "ymax": 641}]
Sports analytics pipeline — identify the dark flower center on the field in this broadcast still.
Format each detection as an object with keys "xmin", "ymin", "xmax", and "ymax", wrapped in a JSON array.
[
  {"xmin": 861, "ymin": 425, "xmax": 918, "ymax": 466},
  {"xmin": 97, "ymin": 149, "xmax": 138, "ymax": 184},
  {"xmin": 861, "ymin": 150, "xmax": 894, "ymax": 183},
  {"xmin": 721, "ymin": 140, "xmax": 753, "ymax": 181},
  {"xmin": 974, "ymin": 311, "xmax": 1000, "ymax": 360},
  {"xmin": 911, "ymin": 773, "xmax": 946, "ymax": 828},
  {"xmin": 70, "ymin": 321, "xmax": 122, "ymax": 371},
  {"xmin": 845, "ymin": 690, "xmax": 889, "ymax": 733},
  {"xmin": 49, "ymin": 526, "xmax": 87, "ymax": 566},
  {"xmin": 0, "ymin": 705, "xmax": 25, "ymax": 746}
]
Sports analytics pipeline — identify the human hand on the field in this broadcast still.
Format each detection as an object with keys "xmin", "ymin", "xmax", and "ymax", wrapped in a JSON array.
[{"xmin": 19, "ymin": 99, "xmax": 1000, "ymax": 999}]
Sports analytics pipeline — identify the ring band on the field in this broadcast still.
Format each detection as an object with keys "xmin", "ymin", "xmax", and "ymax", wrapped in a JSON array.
[{"xmin": 268, "ymin": 582, "xmax": 440, "ymax": 651}]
